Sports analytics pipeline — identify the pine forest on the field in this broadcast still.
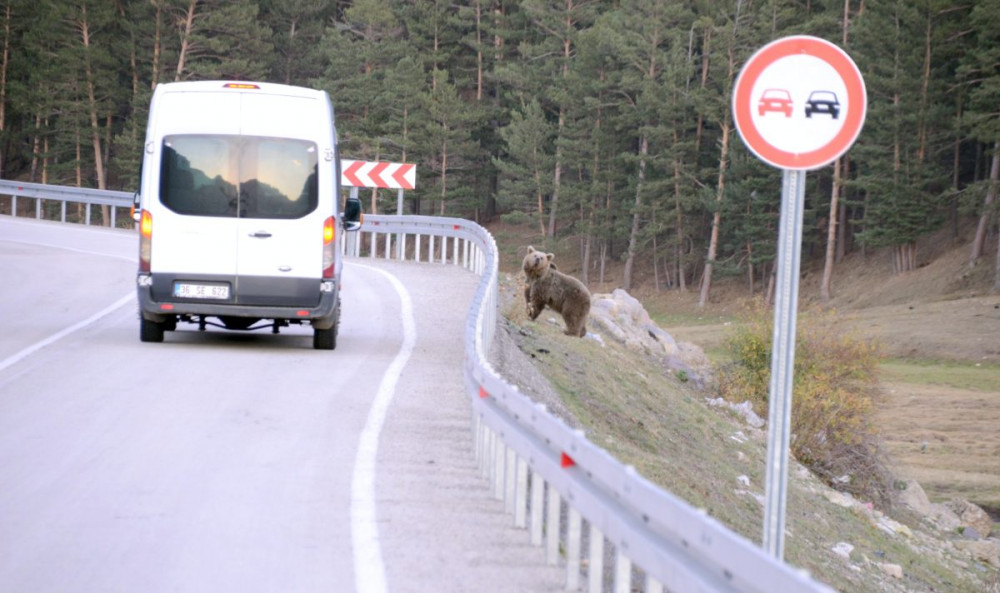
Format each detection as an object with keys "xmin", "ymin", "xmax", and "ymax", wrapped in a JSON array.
[{"xmin": 1, "ymin": 0, "xmax": 998, "ymax": 301}]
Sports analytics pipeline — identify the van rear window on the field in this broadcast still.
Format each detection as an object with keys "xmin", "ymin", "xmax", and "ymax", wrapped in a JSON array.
[{"xmin": 160, "ymin": 135, "xmax": 318, "ymax": 219}]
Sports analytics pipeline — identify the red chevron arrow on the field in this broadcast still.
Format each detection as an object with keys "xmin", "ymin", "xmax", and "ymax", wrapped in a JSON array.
[
  {"xmin": 343, "ymin": 160, "xmax": 364, "ymax": 187},
  {"xmin": 392, "ymin": 164, "xmax": 415, "ymax": 190},
  {"xmin": 368, "ymin": 162, "xmax": 390, "ymax": 188}
]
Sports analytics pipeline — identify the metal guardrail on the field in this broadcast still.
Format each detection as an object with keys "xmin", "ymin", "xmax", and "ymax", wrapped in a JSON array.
[
  {"xmin": 0, "ymin": 179, "xmax": 133, "ymax": 227},
  {"xmin": 347, "ymin": 214, "xmax": 832, "ymax": 593},
  {"xmin": 9, "ymin": 182, "xmax": 834, "ymax": 593}
]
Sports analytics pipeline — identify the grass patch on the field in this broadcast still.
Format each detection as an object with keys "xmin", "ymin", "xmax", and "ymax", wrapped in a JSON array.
[
  {"xmin": 504, "ymin": 311, "xmax": 993, "ymax": 591},
  {"xmin": 880, "ymin": 359, "xmax": 1000, "ymax": 392}
]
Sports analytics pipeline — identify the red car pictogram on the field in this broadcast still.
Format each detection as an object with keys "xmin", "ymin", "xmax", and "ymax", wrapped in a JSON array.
[{"xmin": 758, "ymin": 89, "xmax": 793, "ymax": 117}]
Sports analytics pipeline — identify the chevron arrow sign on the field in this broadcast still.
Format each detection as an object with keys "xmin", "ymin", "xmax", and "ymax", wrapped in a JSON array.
[{"xmin": 340, "ymin": 160, "xmax": 416, "ymax": 190}]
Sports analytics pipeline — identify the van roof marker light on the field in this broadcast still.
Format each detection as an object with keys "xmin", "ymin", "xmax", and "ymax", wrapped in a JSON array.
[{"xmin": 223, "ymin": 83, "xmax": 260, "ymax": 90}]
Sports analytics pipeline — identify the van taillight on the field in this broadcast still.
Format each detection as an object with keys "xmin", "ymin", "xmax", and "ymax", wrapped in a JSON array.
[
  {"xmin": 323, "ymin": 216, "xmax": 335, "ymax": 278},
  {"xmin": 139, "ymin": 210, "xmax": 153, "ymax": 273}
]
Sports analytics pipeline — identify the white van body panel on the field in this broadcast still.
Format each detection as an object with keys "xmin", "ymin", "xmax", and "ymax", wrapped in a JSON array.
[{"xmin": 137, "ymin": 81, "xmax": 344, "ymax": 344}]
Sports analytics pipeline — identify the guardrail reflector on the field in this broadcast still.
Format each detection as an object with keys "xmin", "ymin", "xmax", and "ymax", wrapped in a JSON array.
[
  {"xmin": 479, "ymin": 386, "xmax": 489, "ymax": 399},
  {"xmin": 561, "ymin": 453, "xmax": 575, "ymax": 468}
]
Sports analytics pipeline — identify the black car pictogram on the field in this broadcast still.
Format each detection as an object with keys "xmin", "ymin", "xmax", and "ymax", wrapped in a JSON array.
[{"xmin": 805, "ymin": 90, "xmax": 840, "ymax": 119}]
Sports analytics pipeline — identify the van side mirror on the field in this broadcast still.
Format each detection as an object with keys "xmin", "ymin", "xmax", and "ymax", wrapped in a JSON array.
[{"xmin": 342, "ymin": 196, "xmax": 362, "ymax": 231}]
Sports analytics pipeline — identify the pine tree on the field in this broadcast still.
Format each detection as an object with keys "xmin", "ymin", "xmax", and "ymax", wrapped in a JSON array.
[
  {"xmin": 494, "ymin": 98, "xmax": 554, "ymax": 236},
  {"xmin": 852, "ymin": 0, "xmax": 945, "ymax": 273}
]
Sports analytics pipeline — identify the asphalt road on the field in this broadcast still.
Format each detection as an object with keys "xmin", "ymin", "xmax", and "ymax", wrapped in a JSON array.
[{"xmin": 0, "ymin": 218, "xmax": 562, "ymax": 593}]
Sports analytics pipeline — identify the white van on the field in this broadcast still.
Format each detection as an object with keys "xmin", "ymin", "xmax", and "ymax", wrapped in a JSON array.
[{"xmin": 135, "ymin": 81, "xmax": 360, "ymax": 349}]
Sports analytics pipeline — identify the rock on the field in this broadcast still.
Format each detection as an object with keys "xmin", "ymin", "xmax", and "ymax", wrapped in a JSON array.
[
  {"xmin": 897, "ymin": 479, "xmax": 932, "ymax": 515},
  {"xmin": 825, "ymin": 490, "xmax": 855, "ymax": 508},
  {"xmin": 588, "ymin": 289, "xmax": 710, "ymax": 386},
  {"xmin": 590, "ymin": 289, "xmax": 678, "ymax": 355},
  {"xmin": 944, "ymin": 499, "xmax": 993, "ymax": 538},
  {"xmin": 705, "ymin": 398, "xmax": 765, "ymax": 428},
  {"xmin": 954, "ymin": 540, "xmax": 1000, "ymax": 568},
  {"xmin": 961, "ymin": 527, "xmax": 982, "ymax": 540},
  {"xmin": 878, "ymin": 563, "xmax": 903, "ymax": 579},
  {"xmin": 831, "ymin": 542, "xmax": 854, "ymax": 559},
  {"xmin": 928, "ymin": 503, "xmax": 963, "ymax": 532}
]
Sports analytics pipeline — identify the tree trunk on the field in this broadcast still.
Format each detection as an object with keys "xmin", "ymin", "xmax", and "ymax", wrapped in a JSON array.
[
  {"xmin": 175, "ymin": 0, "xmax": 197, "ymax": 81},
  {"xmin": 623, "ymin": 135, "xmax": 648, "ymax": 291},
  {"xmin": 534, "ymin": 144, "xmax": 545, "ymax": 237},
  {"xmin": 79, "ymin": 6, "xmax": 108, "ymax": 223},
  {"xmin": 547, "ymin": 4, "xmax": 573, "ymax": 239},
  {"xmin": 994, "ymin": 227, "xmax": 1000, "ymax": 291},
  {"xmin": 151, "ymin": 1, "xmax": 162, "ymax": 88},
  {"xmin": 821, "ymin": 158, "xmax": 842, "ymax": 300},
  {"xmin": 970, "ymin": 142, "xmax": 999, "ymax": 267},
  {"xmin": 439, "ymin": 140, "xmax": 447, "ymax": 216},
  {"xmin": 821, "ymin": 0, "xmax": 852, "ymax": 300},
  {"xmin": 30, "ymin": 113, "xmax": 41, "ymax": 183},
  {"xmin": 673, "ymin": 131, "xmax": 687, "ymax": 292},
  {"xmin": 0, "ymin": 4, "xmax": 9, "ymax": 178},
  {"xmin": 548, "ymin": 107, "xmax": 563, "ymax": 238},
  {"xmin": 698, "ymin": 24, "xmax": 736, "ymax": 308}
]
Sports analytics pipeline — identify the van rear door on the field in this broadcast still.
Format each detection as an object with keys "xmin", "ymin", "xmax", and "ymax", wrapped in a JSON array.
[
  {"xmin": 154, "ymin": 134, "xmax": 241, "ymax": 299},
  {"xmin": 232, "ymin": 91, "xmax": 327, "ymax": 307}
]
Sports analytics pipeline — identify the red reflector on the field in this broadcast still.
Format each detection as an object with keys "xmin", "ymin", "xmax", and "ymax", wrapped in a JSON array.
[
  {"xmin": 453, "ymin": 225, "xmax": 460, "ymax": 230},
  {"xmin": 561, "ymin": 453, "xmax": 575, "ymax": 468},
  {"xmin": 223, "ymin": 83, "xmax": 260, "ymax": 90},
  {"xmin": 479, "ymin": 386, "xmax": 489, "ymax": 399},
  {"xmin": 297, "ymin": 310, "xmax": 309, "ymax": 317},
  {"xmin": 161, "ymin": 304, "xmax": 174, "ymax": 311}
]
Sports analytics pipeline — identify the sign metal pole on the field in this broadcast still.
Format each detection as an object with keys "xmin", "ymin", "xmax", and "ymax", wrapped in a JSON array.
[{"xmin": 762, "ymin": 168, "xmax": 806, "ymax": 559}]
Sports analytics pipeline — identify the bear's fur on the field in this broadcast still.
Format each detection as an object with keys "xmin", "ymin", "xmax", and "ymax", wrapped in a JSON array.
[{"xmin": 522, "ymin": 246, "xmax": 591, "ymax": 337}]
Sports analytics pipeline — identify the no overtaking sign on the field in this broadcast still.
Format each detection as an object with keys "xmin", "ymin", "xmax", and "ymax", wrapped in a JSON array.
[
  {"xmin": 732, "ymin": 35, "xmax": 866, "ymax": 170},
  {"xmin": 731, "ymin": 35, "xmax": 866, "ymax": 562}
]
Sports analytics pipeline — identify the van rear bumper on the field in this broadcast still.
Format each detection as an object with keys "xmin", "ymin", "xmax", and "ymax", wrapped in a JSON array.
[{"xmin": 137, "ymin": 275, "xmax": 340, "ymax": 329}]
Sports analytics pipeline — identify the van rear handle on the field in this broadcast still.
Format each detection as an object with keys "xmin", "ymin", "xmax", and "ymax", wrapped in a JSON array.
[{"xmin": 249, "ymin": 231, "xmax": 272, "ymax": 238}]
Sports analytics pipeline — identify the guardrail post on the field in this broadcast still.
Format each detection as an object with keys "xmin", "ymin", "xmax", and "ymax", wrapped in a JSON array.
[
  {"xmin": 530, "ymin": 471, "xmax": 544, "ymax": 545},
  {"xmin": 614, "ymin": 550, "xmax": 630, "ymax": 593},
  {"xmin": 514, "ymin": 457, "xmax": 528, "ymax": 528},
  {"xmin": 566, "ymin": 509, "xmax": 582, "ymax": 590},
  {"xmin": 588, "ymin": 525, "xmax": 604, "ymax": 593},
  {"xmin": 493, "ymin": 438, "xmax": 505, "ymax": 501},
  {"xmin": 504, "ymin": 447, "xmax": 517, "ymax": 514},
  {"xmin": 546, "ymin": 489, "xmax": 560, "ymax": 565}
]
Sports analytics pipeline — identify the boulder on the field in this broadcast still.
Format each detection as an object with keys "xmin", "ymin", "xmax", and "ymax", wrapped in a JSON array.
[
  {"xmin": 954, "ymin": 540, "xmax": 1000, "ymax": 568},
  {"xmin": 897, "ymin": 480, "xmax": 932, "ymax": 516},
  {"xmin": 944, "ymin": 499, "xmax": 993, "ymax": 538},
  {"xmin": 877, "ymin": 563, "xmax": 903, "ymax": 579},
  {"xmin": 589, "ymin": 289, "xmax": 710, "ymax": 386}
]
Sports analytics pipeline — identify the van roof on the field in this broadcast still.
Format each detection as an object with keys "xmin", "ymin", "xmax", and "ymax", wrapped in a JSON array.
[{"xmin": 155, "ymin": 81, "xmax": 325, "ymax": 101}]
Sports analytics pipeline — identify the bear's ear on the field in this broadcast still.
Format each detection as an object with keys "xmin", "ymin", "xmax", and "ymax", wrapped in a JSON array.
[
  {"xmin": 526, "ymin": 245, "xmax": 536, "ymax": 253},
  {"xmin": 546, "ymin": 253, "xmax": 554, "ymax": 262}
]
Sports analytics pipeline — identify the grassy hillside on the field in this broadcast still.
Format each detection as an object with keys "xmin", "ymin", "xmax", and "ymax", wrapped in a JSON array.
[{"xmin": 490, "ymin": 221, "xmax": 1000, "ymax": 592}]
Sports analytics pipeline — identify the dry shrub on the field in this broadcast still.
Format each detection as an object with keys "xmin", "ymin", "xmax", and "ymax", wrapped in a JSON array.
[{"xmin": 718, "ymin": 300, "xmax": 894, "ymax": 507}]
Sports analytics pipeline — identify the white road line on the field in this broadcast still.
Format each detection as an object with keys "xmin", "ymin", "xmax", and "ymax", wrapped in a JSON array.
[
  {"xmin": 0, "ymin": 292, "xmax": 135, "ymax": 374},
  {"xmin": 349, "ymin": 263, "xmax": 416, "ymax": 593}
]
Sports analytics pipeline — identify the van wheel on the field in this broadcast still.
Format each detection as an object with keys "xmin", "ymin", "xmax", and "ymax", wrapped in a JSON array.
[
  {"xmin": 313, "ymin": 324, "xmax": 337, "ymax": 350},
  {"xmin": 140, "ymin": 318, "xmax": 165, "ymax": 343}
]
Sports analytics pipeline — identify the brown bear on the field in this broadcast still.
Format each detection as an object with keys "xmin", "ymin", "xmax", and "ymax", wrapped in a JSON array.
[{"xmin": 522, "ymin": 246, "xmax": 591, "ymax": 337}]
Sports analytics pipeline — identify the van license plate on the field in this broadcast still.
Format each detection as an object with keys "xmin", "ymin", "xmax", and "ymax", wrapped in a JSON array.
[{"xmin": 174, "ymin": 283, "xmax": 230, "ymax": 299}]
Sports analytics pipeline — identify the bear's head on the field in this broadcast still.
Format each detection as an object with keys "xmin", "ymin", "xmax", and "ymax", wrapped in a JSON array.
[{"xmin": 522, "ymin": 245, "xmax": 555, "ymax": 280}]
